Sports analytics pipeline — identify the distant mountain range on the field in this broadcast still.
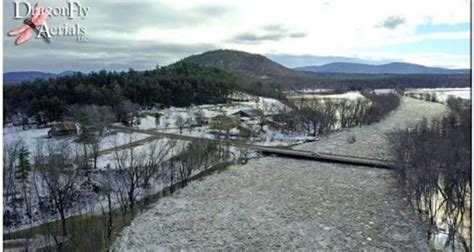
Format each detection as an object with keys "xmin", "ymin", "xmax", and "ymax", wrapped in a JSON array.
[
  {"xmin": 4, "ymin": 71, "xmax": 75, "ymax": 85},
  {"xmin": 4, "ymin": 50, "xmax": 470, "ymax": 91},
  {"xmin": 294, "ymin": 62, "xmax": 470, "ymax": 75},
  {"xmin": 265, "ymin": 54, "xmax": 394, "ymax": 68}
]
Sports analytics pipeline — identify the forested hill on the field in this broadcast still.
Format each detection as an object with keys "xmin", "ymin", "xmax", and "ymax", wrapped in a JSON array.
[
  {"xmin": 180, "ymin": 49, "xmax": 316, "ymax": 97},
  {"xmin": 4, "ymin": 62, "xmax": 236, "ymax": 120}
]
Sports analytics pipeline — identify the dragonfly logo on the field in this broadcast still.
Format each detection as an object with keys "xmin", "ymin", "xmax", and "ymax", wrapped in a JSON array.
[{"xmin": 8, "ymin": 1, "xmax": 90, "ymax": 45}]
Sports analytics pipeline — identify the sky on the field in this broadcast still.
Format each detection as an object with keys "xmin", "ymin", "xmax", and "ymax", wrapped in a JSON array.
[{"xmin": 3, "ymin": 0, "xmax": 471, "ymax": 72}]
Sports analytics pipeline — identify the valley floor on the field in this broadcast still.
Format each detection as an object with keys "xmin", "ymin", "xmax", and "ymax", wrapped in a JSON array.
[{"xmin": 113, "ymin": 97, "xmax": 447, "ymax": 251}]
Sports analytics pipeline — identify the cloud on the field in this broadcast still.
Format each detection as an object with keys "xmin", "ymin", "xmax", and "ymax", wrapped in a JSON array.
[
  {"xmin": 3, "ymin": 35, "xmax": 216, "ymax": 72},
  {"xmin": 3, "ymin": 0, "xmax": 470, "ymax": 71},
  {"xmin": 378, "ymin": 16, "xmax": 406, "ymax": 30},
  {"xmin": 90, "ymin": 2, "xmax": 234, "ymax": 33},
  {"xmin": 289, "ymin": 32, "xmax": 308, "ymax": 38},
  {"xmin": 191, "ymin": 4, "xmax": 233, "ymax": 17},
  {"xmin": 229, "ymin": 24, "xmax": 307, "ymax": 44}
]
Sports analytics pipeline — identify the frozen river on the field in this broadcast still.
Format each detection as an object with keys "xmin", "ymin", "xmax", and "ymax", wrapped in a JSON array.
[{"xmin": 113, "ymin": 157, "xmax": 428, "ymax": 251}]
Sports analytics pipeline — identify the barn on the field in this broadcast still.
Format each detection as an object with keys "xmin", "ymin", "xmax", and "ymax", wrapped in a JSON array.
[{"xmin": 48, "ymin": 122, "xmax": 78, "ymax": 137}]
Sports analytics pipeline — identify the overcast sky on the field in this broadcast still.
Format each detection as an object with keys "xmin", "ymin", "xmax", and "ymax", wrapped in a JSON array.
[{"xmin": 3, "ymin": 0, "xmax": 471, "ymax": 72}]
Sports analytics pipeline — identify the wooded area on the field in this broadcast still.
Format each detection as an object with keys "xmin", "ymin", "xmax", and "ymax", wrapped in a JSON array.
[{"xmin": 4, "ymin": 62, "xmax": 236, "ymax": 121}]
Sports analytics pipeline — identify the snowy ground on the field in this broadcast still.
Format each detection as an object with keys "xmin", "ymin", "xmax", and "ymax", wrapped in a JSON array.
[
  {"xmin": 288, "ymin": 91, "xmax": 364, "ymax": 101},
  {"xmin": 405, "ymin": 87, "xmax": 471, "ymax": 103},
  {"xmin": 139, "ymin": 96, "xmax": 286, "ymax": 131},
  {"xmin": 294, "ymin": 96, "xmax": 449, "ymax": 160},
  {"xmin": 113, "ymin": 157, "xmax": 428, "ymax": 251},
  {"xmin": 3, "ymin": 125, "xmax": 150, "ymax": 157},
  {"xmin": 136, "ymin": 96, "xmax": 313, "ymax": 147}
]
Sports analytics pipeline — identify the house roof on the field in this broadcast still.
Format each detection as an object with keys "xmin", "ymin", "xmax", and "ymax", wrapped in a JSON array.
[
  {"xmin": 52, "ymin": 122, "xmax": 77, "ymax": 131},
  {"xmin": 231, "ymin": 108, "xmax": 260, "ymax": 118}
]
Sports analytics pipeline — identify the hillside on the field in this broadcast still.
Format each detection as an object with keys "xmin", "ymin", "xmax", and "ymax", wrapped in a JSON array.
[
  {"xmin": 179, "ymin": 49, "xmax": 318, "ymax": 96},
  {"xmin": 295, "ymin": 62, "xmax": 469, "ymax": 74}
]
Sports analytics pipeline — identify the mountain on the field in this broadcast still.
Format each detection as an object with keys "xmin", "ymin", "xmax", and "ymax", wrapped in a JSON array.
[
  {"xmin": 265, "ymin": 54, "xmax": 393, "ymax": 68},
  {"xmin": 179, "ymin": 49, "xmax": 317, "ymax": 95},
  {"xmin": 4, "ymin": 71, "xmax": 76, "ymax": 85},
  {"xmin": 295, "ymin": 62, "xmax": 470, "ymax": 74}
]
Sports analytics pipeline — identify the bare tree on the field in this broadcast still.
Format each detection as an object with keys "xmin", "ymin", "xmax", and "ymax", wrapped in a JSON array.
[
  {"xmin": 114, "ymin": 100, "xmax": 140, "ymax": 127},
  {"xmin": 175, "ymin": 115, "xmax": 186, "ymax": 134},
  {"xmin": 3, "ymin": 140, "xmax": 22, "ymax": 207},
  {"xmin": 112, "ymin": 144, "xmax": 141, "ymax": 211},
  {"xmin": 142, "ymin": 139, "xmax": 174, "ymax": 190},
  {"xmin": 96, "ymin": 165, "xmax": 116, "ymax": 237},
  {"xmin": 35, "ymin": 141, "xmax": 80, "ymax": 237},
  {"xmin": 69, "ymin": 105, "xmax": 115, "ymax": 169},
  {"xmin": 168, "ymin": 140, "xmax": 221, "ymax": 189},
  {"xmin": 3, "ymin": 140, "xmax": 23, "ymax": 229},
  {"xmin": 194, "ymin": 109, "xmax": 205, "ymax": 126},
  {"xmin": 110, "ymin": 134, "xmax": 166, "ymax": 212},
  {"xmin": 388, "ymin": 107, "xmax": 471, "ymax": 251}
]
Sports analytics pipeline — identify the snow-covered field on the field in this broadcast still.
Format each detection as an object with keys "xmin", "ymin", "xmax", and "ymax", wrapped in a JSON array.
[
  {"xmin": 3, "ymin": 126, "xmax": 150, "ymax": 156},
  {"xmin": 373, "ymin": 88, "xmax": 398, "ymax": 94},
  {"xmin": 294, "ymin": 96, "xmax": 449, "ymax": 160},
  {"xmin": 288, "ymin": 91, "xmax": 364, "ymax": 101},
  {"xmin": 405, "ymin": 87, "xmax": 471, "ymax": 103},
  {"xmin": 113, "ymin": 157, "xmax": 428, "ymax": 251}
]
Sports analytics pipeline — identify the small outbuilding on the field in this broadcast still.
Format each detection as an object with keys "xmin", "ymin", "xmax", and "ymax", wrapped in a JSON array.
[
  {"xmin": 231, "ymin": 108, "xmax": 261, "ymax": 119},
  {"xmin": 48, "ymin": 122, "xmax": 78, "ymax": 137}
]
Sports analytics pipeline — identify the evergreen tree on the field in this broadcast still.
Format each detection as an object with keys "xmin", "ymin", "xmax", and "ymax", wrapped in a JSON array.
[
  {"xmin": 15, "ymin": 146, "xmax": 32, "ymax": 218},
  {"xmin": 15, "ymin": 146, "xmax": 31, "ymax": 186}
]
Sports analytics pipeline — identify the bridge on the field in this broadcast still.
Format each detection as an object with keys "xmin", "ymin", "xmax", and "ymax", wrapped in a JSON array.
[{"xmin": 109, "ymin": 125, "xmax": 396, "ymax": 169}]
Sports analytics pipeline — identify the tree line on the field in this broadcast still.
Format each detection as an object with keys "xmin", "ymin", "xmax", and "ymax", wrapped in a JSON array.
[
  {"xmin": 298, "ymin": 73, "xmax": 471, "ymax": 91},
  {"xmin": 272, "ymin": 92, "xmax": 401, "ymax": 137},
  {"xmin": 4, "ymin": 62, "xmax": 236, "ymax": 122}
]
